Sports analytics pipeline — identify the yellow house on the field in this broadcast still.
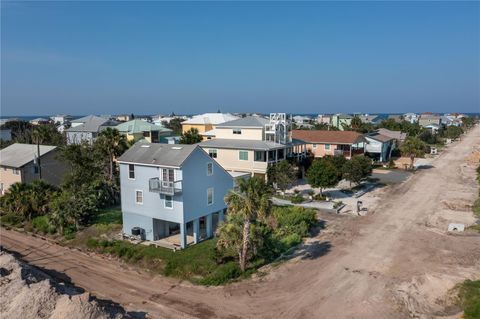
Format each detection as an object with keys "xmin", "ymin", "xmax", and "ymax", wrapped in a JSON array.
[
  {"xmin": 198, "ymin": 115, "xmax": 306, "ymax": 179},
  {"xmin": 116, "ymin": 119, "xmax": 173, "ymax": 143},
  {"xmin": 0, "ymin": 143, "xmax": 67, "ymax": 195},
  {"xmin": 181, "ymin": 113, "xmax": 239, "ymax": 136}
]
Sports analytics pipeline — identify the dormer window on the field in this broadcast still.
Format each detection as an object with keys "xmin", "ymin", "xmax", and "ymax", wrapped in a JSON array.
[{"xmin": 233, "ymin": 128, "xmax": 242, "ymax": 135}]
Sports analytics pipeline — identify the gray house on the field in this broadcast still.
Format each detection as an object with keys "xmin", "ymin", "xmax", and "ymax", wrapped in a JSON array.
[
  {"xmin": 66, "ymin": 115, "xmax": 118, "ymax": 145},
  {"xmin": 118, "ymin": 143, "xmax": 234, "ymax": 249},
  {"xmin": 364, "ymin": 132, "xmax": 396, "ymax": 163}
]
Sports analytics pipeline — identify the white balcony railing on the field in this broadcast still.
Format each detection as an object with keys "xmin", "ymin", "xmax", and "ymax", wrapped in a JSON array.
[{"xmin": 149, "ymin": 178, "xmax": 182, "ymax": 195}]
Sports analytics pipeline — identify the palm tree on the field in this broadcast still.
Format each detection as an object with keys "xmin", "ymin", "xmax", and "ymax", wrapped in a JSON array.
[
  {"xmin": 0, "ymin": 183, "xmax": 32, "ymax": 219},
  {"xmin": 400, "ymin": 137, "xmax": 427, "ymax": 170},
  {"xmin": 221, "ymin": 177, "xmax": 271, "ymax": 272},
  {"xmin": 95, "ymin": 128, "xmax": 128, "ymax": 182}
]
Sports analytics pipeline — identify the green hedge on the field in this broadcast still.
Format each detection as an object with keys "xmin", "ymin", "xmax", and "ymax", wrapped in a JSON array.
[{"xmin": 457, "ymin": 280, "xmax": 480, "ymax": 319}]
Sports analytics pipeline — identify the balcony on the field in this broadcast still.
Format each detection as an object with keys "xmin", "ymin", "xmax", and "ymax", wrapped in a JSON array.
[{"xmin": 149, "ymin": 178, "xmax": 182, "ymax": 195}]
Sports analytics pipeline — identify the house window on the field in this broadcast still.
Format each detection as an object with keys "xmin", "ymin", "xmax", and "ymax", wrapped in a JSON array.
[
  {"xmin": 165, "ymin": 195, "xmax": 173, "ymax": 208},
  {"xmin": 143, "ymin": 131, "xmax": 150, "ymax": 137},
  {"xmin": 233, "ymin": 128, "xmax": 242, "ymax": 135},
  {"xmin": 129, "ymin": 164, "xmax": 135, "ymax": 179},
  {"xmin": 163, "ymin": 168, "xmax": 174, "ymax": 181},
  {"xmin": 312, "ymin": 144, "xmax": 317, "ymax": 149},
  {"xmin": 207, "ymin": 188, "xmax": 214, "ymax": 205},
  {"xmin": 12, "ymin": 168, "xmax": 19, "ymax": 175},
  {"xmin": 209, "ymin": 149, "xmax": 217, "ymax": 158},
  {"xmin": 135, "ymin": 190, "xmax": 143, "ymax": 204},
  {"xmin": 239, "ymin": 150, "xmax": 248, "ymax": 161},
  {"xmin": 325, "ymin": 144, "xmax": 331, "ymax": 150},
  {"xmin": 33, "ymin": 165, "xmax": 39, "ymax": 174},
  {"xmin": 207, "ymin": 162, "xmax": 213, "ymax": 176},
  {"xmin": 254, "ymin": 151, "xmax": 266, "ymax": 162}
]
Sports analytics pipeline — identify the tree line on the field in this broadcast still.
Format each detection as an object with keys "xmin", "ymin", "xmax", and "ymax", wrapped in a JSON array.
[{"xmin": 0, "ymin": 127, "xmax": 128, "ymax": 235}]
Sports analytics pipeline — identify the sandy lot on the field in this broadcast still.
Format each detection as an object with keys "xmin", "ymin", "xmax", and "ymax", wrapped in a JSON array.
[
  {"xmin": 1, "ymin": 125, "xmax": 480, "ymax": 319},
  {"xmin": 0, "ymin": 251, "xmax": 128, "ymax": 319}
]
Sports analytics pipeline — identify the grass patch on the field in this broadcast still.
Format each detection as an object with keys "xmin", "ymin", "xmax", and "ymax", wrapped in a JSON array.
[
  {"xmin": 456, "ymin": 280, "xmax": 480, "ymax": 319},
  {"xmin": 274, "ymin": 194, "xmax": 306, "ymax": 203},
  {"xmin": 0, "ymin": 213, "xmax": 24, "ymax": 228},
  {"xmin": 86, "ymin": 238, "xmax": 239, "ymax": 285},
  {"xmin": 90, "ymin": 206, "xmax": 122, "ymax": 225},
  {"xmin": 473, "ymin": 198, "xmax": 480, "ymax": 218}
]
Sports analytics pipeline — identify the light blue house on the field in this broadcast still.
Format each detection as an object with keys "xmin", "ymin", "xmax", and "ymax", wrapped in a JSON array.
[{"xmin": 117, "ymin": 142, "xmax": 234, "ymax": 249}]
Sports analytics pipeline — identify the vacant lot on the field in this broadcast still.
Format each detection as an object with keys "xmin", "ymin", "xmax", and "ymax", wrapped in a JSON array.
[{"xmin": 1, "ymin": 126, "xmax": 479, "ymax": 319}]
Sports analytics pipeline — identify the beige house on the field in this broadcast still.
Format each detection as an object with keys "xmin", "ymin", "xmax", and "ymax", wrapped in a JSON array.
[
  {"xmin": 292, "ymin": 130, "xmax": 365, "ymax": 158},
  {"xmin": 198, "ymin": 114, "xmax": 306, "ymax": 179},
  {"xmin": 0, "ymin": 143, "xmax": 67, "ymax": 195},
  {"xmin": 181, "ymin": 113, "xmax": 239, "ymax": 138}
]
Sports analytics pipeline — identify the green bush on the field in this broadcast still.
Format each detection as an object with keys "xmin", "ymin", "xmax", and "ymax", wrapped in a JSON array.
[
  {"xmin": 32, "ymin": 216, "xmax": 54, "ymax": 234},
  {"xmin": 272, "ymin": 206, "xmax": 317, "ymax": 237},
  {"xmin": 280, "ymin": 233, "xmax": 302, "ymax": 247},
  {"xmin": 0, "ymin": 213, "xmax": 24, "ymax": 227},
  {"xmin": 456, "ymin": 280, "xmax": 480, "ymax": 319},
  {"xmin": 290, "ymin": 195, "xmax": 305, "ymax": 203},
  {"xmin": 313, "ymin": 194, "xmax": 327, "ymax": 201}
]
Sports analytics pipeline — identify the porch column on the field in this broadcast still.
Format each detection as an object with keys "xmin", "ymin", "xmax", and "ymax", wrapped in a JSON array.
[
  {"xmin": 180, "ymin": 222, "xmax": 187, "ymax": 249},
  {"xmin": 206, "ymin": 214, "xmax": 213, "ymax": 238},
  {"xmin": 193, "ymin": 218, "xmax": 200, "ymax": 244},
  {"xmin": 164, "ymin": 222, "xmax": 170, "ymax": 237}
]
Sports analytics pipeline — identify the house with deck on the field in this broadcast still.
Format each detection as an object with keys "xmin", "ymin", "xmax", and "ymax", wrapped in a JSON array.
[
  {"xmin": 364, "ymin": 132, "xmax": 396, "ymax": 163},
  {"xmin": 198, "ymin": 114, "xmax": 306, "ymax": 180},
  {"xmin": 292, "ymin": 130, "xmax": 365, "ymax": 158},
  {"xmin": 118, "ymin": 143, "xmax": 234, "ymax": 249},
  {"xmin": 0, "ymin": 143, "xmax": 67, "ymax": 195}
]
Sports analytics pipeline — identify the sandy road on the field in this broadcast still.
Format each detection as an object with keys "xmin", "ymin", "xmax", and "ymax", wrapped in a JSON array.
[{"xmin": 2, "ymin": 126, "xmax": 480, "ymax": 319}]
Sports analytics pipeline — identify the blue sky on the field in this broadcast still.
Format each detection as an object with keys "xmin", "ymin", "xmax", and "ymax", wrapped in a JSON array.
[{"xmin": 1, "ymin": 1, "xmax": 479, "ymax": 116}]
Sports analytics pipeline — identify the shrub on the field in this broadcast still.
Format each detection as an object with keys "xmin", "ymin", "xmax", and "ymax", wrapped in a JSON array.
[
  {"xmin": 313, "ymin": 194, "xmax": 327, "ymax": 201},
  {"xmin": 0, "ymin": 213, "xmax": 24, "ymax": 227},
  {"xmin": 272, "ymin": 206, "xmax": 317, "ymax": 238},
  {"xmin": 32, "ymin": 216, "xmax": 54, "ymax": 234},
  {"xmin": 280, "ymin": 233, "xmax": 302, "ymax": 247},
  {"xmin": 290, "ymin": 195, "xmax": 305, "ymax": 204}
]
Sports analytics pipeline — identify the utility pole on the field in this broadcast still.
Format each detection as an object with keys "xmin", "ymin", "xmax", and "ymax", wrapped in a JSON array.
[{"xmin": 36, "ymin": 137, "xmax": 42, "ymax": 179}]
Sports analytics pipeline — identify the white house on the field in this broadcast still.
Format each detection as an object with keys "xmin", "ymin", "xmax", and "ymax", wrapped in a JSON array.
[
  {"xmin": 118, "ymin": 143, "xmax": 234, "ymax": 249},
  {"xmin": 65, "ymin": 115, "xmax": 118, "ymax": 145}
]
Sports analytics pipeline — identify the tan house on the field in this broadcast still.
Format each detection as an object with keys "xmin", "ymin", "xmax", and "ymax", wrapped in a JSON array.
[
  {"xmin": 199, "ymin": 114, "xmax": 306, "ymax": 179},
  {"xmin": 292, "ymin": 130, "xmax": 365, "ymax": 158},
  {"xmin": 0, "ymin": 143, "xmax": 67, "ymax": 195},
  {"xmin": 418, "ymin": 113, "xmax": 442, "ymax": 127},
  {"xmin": 181, "ymin": 113, "xmax": 239, "ymax": 137}
]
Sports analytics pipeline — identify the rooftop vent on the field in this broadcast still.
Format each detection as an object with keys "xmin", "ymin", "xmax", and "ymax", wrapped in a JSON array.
[
  {"xmin": 172, "ymin": 147, "xmax": 183, "ymax": 150},
  {"xmin": 141, "ymin": 145, "xmax": 151, "ymax": 148}
]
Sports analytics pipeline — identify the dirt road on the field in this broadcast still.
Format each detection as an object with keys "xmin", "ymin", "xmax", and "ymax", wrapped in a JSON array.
[{"xmin": 2, "ymin": 126, "xmax": 480, "ymax": 319}]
